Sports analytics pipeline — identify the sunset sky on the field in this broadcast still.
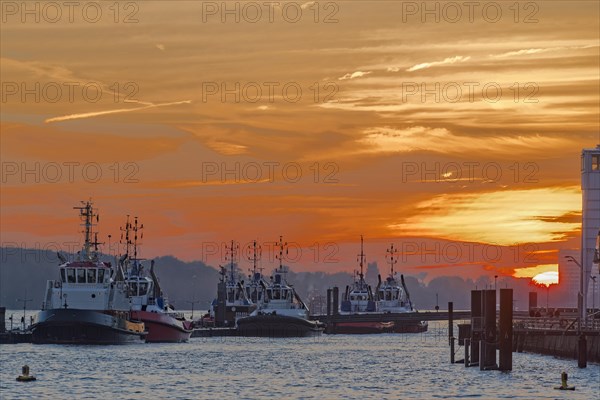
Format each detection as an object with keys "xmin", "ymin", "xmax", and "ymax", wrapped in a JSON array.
[{"xmin": 1, "ymin": 1, "xmax": 599, "ymax": 282}]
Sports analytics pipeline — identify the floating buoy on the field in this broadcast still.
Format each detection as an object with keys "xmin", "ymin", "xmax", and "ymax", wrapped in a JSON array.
[
  {"xmin": 554, "ymin": 371, "xmax": 575, "ymax": 390},
  {"xmin": 16, "ymin": 365, "xmax": 36, "ymax": 382}
]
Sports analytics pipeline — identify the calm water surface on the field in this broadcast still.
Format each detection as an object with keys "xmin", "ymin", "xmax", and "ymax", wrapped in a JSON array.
[{"xmin": 1, "ymin": 320, "xmax": 599, "ymax": 399}]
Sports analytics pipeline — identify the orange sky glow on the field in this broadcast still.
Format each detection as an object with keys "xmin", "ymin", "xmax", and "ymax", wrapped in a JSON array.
[{"xmin": 1, "ymin": 1, "xmax": 599, "ymax": 283}]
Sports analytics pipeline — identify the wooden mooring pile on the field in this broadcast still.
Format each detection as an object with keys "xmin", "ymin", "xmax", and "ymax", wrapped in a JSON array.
[
  {"xmin": 448, "ymin": 289, "xmax": 513, "ymax": 371},
  {"xmin": 449, "ymin": 289, "xmax": 598, "ymax": 369}
]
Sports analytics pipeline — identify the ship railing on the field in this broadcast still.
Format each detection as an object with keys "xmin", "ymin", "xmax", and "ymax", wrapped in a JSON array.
[
  {"xmin": 171, "ymin": 311, "xmax": 185, "ymax": 319},
  {"xmin": 588, "ymin": 318, "xmax": 600, "ymax": 331}
]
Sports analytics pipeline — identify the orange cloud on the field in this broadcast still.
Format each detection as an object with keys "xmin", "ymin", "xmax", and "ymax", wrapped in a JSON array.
[{"xmin": 390, "ymin": 187, "xmax": 581, "ymax": 246}]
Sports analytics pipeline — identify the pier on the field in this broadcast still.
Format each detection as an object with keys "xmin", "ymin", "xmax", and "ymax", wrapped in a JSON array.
[
  {"xmin": 0, "ymin": 307, "xmax": 32, "ymax": 344},
  {"xmin": 513, "ymin": 317, "xmax": 600, "ymax": 364},
  {"xmin": 450, "ymin": 290, "xmax": 600, "ymax": 370},
  {"xmin": 312, "ymin": 310, "xmax": 470, "ymax": 325}
]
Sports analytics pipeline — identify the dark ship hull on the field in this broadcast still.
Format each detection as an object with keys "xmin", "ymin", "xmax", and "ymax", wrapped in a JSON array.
[
  {"xmin": 236, "ymin": 313, "xmax": 323, "ymax": 338},
  {"xmin": 31, "ymin": 309, "xmax": 145, "ymax": 344},
  {"xmin": 392, "ymin": 320, "xmax": 428, "ymax": 333},
  {"xmin": 325, "ymin": 316, "xmax": 428, "ymax": 335}
]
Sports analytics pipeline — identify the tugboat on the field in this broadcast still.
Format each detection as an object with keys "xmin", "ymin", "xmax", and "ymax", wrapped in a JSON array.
[
  {"xmin": 333, "ymin": 238, "xmax": 427, "ymax": 334},
  {"xmin": 120, "ymin": 216, "xmax": 193, "ymax": 342},
  {"xmin": 31, "ymin": 201, "xmax": 146, "ymax": 344},
  {"xmin": 376, "ymin": 244, "xmax": 427, "ymax": 333},
  {"xmin": 336, "ymin": 236, "xmax": 393, "ymax": 334},
  {"xmin": 341, "ymin": 236, "xmax": 376, "ymax": 314},
  {"xmin": 210, "ymin": 241, "xmax": 255, "ymax": 327},
  {"xmin": 236, "ymin": 236, "xmax": 323, "ymax": 337}
]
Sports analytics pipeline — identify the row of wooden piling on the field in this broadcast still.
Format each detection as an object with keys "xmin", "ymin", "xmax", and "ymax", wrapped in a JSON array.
[
  {"xmin": 448, "ymin": 289, "xmax": 513, "ymax": 371},
  {"xmin": 450, "ymin": 288, "xmax": 591, "ymax": 370}
]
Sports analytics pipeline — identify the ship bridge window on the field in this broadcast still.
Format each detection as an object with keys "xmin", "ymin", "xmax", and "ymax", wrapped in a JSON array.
[
  {"xmin": 130, "ymin": 282, "xmax": 138, "ymax": 296},
  {"xmin": 77, "ymin": 268, "xmax": 86, "ymax": 283},
  {"xmin": 98, "ymin": 269, "xmax": 105, "ymax": 283},
  {"xmin": 139, "ymin": 282, "xmax": 148, "ymax": 296},
  {"xmin": 67, "ymin": 268, "xmax": 76, "ymax": 283},
  {"xmin": 60, "ymin": 268, "xmax": 66, "ymax": 283},
  {"xmin": 87, "ymin": 268, "xmax": 97, "ymax": 284},
  {"xmin": 593, "ymin": 154, "xmax": 600, "ymax": 171}
]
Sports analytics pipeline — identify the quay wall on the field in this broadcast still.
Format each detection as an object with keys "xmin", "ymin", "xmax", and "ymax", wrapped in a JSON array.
[{"xmin": 514, "ymin": 330, "xmax": 600, "ymax": 363}]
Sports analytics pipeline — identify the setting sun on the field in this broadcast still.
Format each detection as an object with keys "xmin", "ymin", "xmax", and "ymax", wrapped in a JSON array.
[{"xmin": 532, "ymin": 271, "xmax": 559, "ymax": 287}]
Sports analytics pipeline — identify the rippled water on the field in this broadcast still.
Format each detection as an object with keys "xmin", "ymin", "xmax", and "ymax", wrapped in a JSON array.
[{"xmin": 1, "ymin": 320, "xmax": 599, "ymax": 399}]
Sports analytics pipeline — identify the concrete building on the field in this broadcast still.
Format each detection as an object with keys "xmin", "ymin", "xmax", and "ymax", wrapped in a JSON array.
[{"xmin": 581, "ymin": 145, "xmax": 600, "ymax": 322}]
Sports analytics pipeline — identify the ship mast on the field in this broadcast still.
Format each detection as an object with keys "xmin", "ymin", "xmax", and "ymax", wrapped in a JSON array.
[
  {"xmin": 386, "ymin": 243, "xmax": 398, "ymax": 277},
  {"xmin": 119, "ymin": 215, "xmax": 143, "ymax": 273},
  {"xmin": 120, "ymin": 215, "xmax": 132, "ymax": 259},
  {"xmin": 248, "ymin": 240, "xmax": 262, "ymax": 275},
  {"xmin": 132, "ymin": 216, "xmax": 143, "ymax": 262},
  {"xmin": 225, "ymin": 240, "xmax": 239, "ymax": 283},
  {"xmin": 357, "ymin": 235, "xmax": 366, "ymax": 282},
  {"xmin": 74, "ymin": 200, "xmax": 100, "ymax": 261},
  {"xmin": 275, "ymin": 235, "xmax": 288, "ymax": 272}
]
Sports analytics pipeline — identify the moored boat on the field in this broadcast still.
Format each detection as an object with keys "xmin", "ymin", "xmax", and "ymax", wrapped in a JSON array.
[
  {"xmin": 375, "ymin": 243, "xmax": 427, "ymax": 333},
  {"xmin": 340, "ymin": 236, "xmax": 376, "ymax": 314},
  {"xmin": 334, "ymin": 236, "xmax": 382, "ymax": 334},
  {"xmin": 210, "ymin": 240, "xmax": 256, "ymax": 327},
  {"xmin": 31, "ymin": 201, "xmax": 146, "ymax": 344},
  {"xmin": 120, "ymin": 216, "xmax": 192, "ymax": 343},
  {"xmin": 236, "ymin": 236, "xmax": 324, "ymax": 337},
  {"xmin": 332, "ymin": 238, "xmax": 427, "ymax": 334}
]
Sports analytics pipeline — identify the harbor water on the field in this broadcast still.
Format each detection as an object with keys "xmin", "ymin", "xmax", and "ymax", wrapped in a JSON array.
[{"xmin": 1, "ymin": 320, "xmax": 599, "ymax": 399}]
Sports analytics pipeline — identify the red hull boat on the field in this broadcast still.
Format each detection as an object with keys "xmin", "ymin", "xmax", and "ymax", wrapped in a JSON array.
[
  {"xmin": 119, "ymin": 216, "xmax": 193, "ymax": 343},
  {"xmin": 333, "ymin": 321, "xmax": 395, "ymax": 334},
  {"xmin": 131, "ymin": 310, "xmax": 192, "ymax": 343}
]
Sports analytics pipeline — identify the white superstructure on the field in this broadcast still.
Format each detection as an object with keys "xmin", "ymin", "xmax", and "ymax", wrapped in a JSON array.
[{"xmin": 41, "ymin": 201, "xmax": 129, "ymax": 312}]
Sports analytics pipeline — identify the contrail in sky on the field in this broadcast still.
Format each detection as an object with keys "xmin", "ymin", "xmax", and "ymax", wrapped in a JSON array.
[{"xmin": 45, "ymin": 100, "xmax": 191, "ymax": 123}]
